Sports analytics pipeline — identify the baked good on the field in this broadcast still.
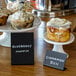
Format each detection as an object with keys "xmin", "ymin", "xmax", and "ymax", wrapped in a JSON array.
[
  {"xmin": 22, "ymin": 1, "xmax": 33, "ymax": 12},
  {"xmin": 7, "ymin": 1, "xmax": 33, "ymax": 13},
  {"xmin": 47, "ymin": 18, "xmax": 71, "ymax": 42},
  {"xmin": 0, "ymin": 8, "xmax": 11, "ymax": 25},
  {"xmin": 9, "ymin": 10, "xmax": 34, "ymax": 29},
  {"xmin": 7, "ymin": 1, "xmax": 24, "ymax": 13}
]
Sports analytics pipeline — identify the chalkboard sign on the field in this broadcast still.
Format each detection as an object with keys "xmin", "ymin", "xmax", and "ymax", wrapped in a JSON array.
[
  {"xmin": 43, "ymin": 51, "xmax": 67, "ymax": 70},
  {"xmin": 11, "ymin": 32, "xmax": 34, "ymax": 65}
]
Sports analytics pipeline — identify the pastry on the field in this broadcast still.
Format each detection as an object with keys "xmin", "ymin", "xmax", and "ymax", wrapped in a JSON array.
[
  {"xmin": 9, "ymin": 10, "xmax": 34, "ymax": 29},
  {"xmin": 22, "ymin": 1, "xmax": 33, "ymax": 12},
  {"xmin": 7, "ymin": 1, "xmax": 24, "ymax": 13},
  {"xmin": 7, "ymin": 1, "xmax": 33, "ymax": 13},
  {"xmin": 0, "ymin": 8, "xmax": 11, "ymax": 25},
  {"xmin": 47, "ymin": 18, "xmax": 71, "ymax": 42}
]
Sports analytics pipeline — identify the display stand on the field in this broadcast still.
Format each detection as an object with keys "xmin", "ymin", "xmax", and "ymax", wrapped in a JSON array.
[
  {"xmin": 0, "ymin": 17, "xmax": 41, "ymax": 47},
  {"xmin": 44, "ymin": 33, "xmax": 75, "ymax": 57}
]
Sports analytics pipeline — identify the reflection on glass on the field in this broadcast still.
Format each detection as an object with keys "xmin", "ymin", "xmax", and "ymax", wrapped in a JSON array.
[
  {"xmin": 35, "ymin": 0, "xmax": 51, "ymax": 11},
  {"xmin": 51, "ymin": 0, "xmax": 64, "ymax": 11}
]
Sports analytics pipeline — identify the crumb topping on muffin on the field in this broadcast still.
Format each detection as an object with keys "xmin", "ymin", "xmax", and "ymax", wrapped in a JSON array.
[
  {"xmin": 9, "ymin": 10, "xmax": 34, "ymax": 29},
  {"xmin": 0, "ymin": 8, "xmax": 11, "ymax": 17},
  {"xmin": 7, "ymin": 1, "xmax": 34, "ymax": 13},
  {"xmin": 10, "ymin": 11, "xmax": 34, "ymax": 23}
]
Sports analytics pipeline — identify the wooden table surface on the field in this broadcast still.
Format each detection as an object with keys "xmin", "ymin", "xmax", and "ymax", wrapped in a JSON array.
[{"xmin": 0, "ymin": 14, "xmax": 76, "ymax": 76}]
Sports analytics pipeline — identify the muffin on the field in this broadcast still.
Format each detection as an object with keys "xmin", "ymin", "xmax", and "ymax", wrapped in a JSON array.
[
  {"xmin": 22, "ymin": 1, "xmax": 33, "ymax": 12},
  {"xmin": 7, "ymin": 1, "xmax": 33, "ymax": 13},
  {"xmin": 9, "ymin": 10, "xmax": 34, "ymax": 29},
  {"xmin": 0, "ymin": 8, "xmax": 11, "ymax": 25},
  {"xmin": 7, "ymin": 1, "xmax": 24, "ymax": 13},
  {"xmin": 47, "ymin": 18, "xmax": 71, "ymax": 42}
]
